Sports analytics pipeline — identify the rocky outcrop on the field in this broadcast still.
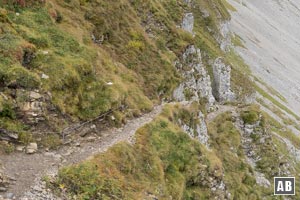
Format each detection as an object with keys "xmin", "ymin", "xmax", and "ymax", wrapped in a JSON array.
[
  {"xmin": 18, "ymin": 90, "xmax": 45, "ymax": 123},
  {"xmin": 231, "ymin": 111, "xmax": 271, "ymax": 188},
  {"xmin": 196, "ymin": 111, "xmax": 209, "ymax": 146},
  {"xmin": 0, "ymin": 129, "xmax": 18, "ymax": 142},
  {"xmin": 212, "ymin": 58, "xmax": 235, "ymax": 102},
  {"xmin": 232, "ymin": 110, "xmax": 292, "ymax": 188},
  {"xmin": 173, "ymin": 45, "xmax": 216, "ymax": 111},
  {"xmin": 181, "ymin": 13, "xmax": 194, "ymax": 35},
  {"xmin": 178, "ymin": 111, "xmax": 209, "ymax": 147}
]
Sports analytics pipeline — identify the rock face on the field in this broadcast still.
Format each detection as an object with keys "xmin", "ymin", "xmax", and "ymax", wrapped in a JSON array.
[
  {"xmin": 212, "ymin": 58, "xmax": 235, "ymax": 102},
  {"xmin": 181, "ymin": 13, "xmax": 194, "ymax": 35},
  {"xmin": 179, "ymin": 111, "xmax": 209, "ymax": 147},
  {"xmin": 232, "ymin": 112, "xmax": 272, "ymax": 188},
  {"xmin": 173, "ymin": 45, "xmax": 216, "ymax": 110},
  {"xmin": 196, "ymin": 111, "xmax": 209, "ymax": 146},
  {"xmin": 232, "ymin": 111, "xmax": 293, "ymax": 188},
  {"xmin": 18, "ymin": 90, "xmax": 45, "ymax": 123}
]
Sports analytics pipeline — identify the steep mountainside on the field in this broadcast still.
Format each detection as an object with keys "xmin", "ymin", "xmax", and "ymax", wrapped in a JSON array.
[
  {"xmin": 229, "ymin": 0, "xmax": 300, "ymax": 112},
  {"xmin": 0, "ymin": 0, "xmax": 252, "ymax": 154},
  {"xmin": 0, "ymin": 0, "xmax": 300, "ymax": 200}
]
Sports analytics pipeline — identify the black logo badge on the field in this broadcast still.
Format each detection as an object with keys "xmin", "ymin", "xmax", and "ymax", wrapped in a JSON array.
[{"xmin": 274, "ymin": 177, "xmax": 295, "ymax": 195}]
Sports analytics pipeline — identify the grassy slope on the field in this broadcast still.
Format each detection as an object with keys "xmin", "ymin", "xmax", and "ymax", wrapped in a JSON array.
[
  {"xmin": 56, "ymin": 104, "xmax": 224, "ymax": 200},
  {"xmin": 5, "ymin": 1, "xmax": 300, "ymax": 199},
  {"xmin": 56, "ymin": 103, "xmax": 300, "ymax": 199},
  {"xmin": 0, "ymin": 0, "xmax": 254, "ymax": 148}
]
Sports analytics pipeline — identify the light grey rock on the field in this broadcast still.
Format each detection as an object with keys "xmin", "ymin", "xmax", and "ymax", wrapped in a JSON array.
[
  {"xmin": 181, "ymin": 13, "xmax": 194, "ymax": 35},
  {"xmin": 196, "ymin": 111, "xmax": 209, "ymax": 147},
  {"xmin": 75, "ymin": 142, "xmax": 81, "ymax": 147},
  {"xmin": 15, "ymin": 145, "xmax": 25, "ymax": 152},
  {"xmin": 173, "ymin": 83, "xmax": 185, "ymax": 102},
  {"xmin": 228, "ymin": 0, "xmax": 300, "ymax": 113},
  {"xmin": 201, "ymin": 9, "xmax": 210, "ymax": 18},
  {"xmin": 244, "ymin": 93, "xmax": 256, "ymax": 104},
  {"xmin": 173, "ymin": 45, "xmax": 216, "ymax": 110},
  {"xmin": 29, "ymin": 92, "xmax": 42, "ymax": 100},
  {"xmin": 41, "ymin": 74, "xmax": 49, "ymax": 79},
  {"xmin": 26, "ymin": 143, "xmax": 38, "ymax": 154},
  {"xmin": 5, "ymin": 193, "xmax": 14, "ymax": 199},
  {"xmin": 244, "ymin": 121, "xmax": 260, "ymax": 134},
  {"xmin": 90, "ymin": 124, "xmax": 96, "ymax": 129},
  {"xmin": 212, "ymin": 58, "xmax": 235, "ymax": 102},
  {"xmin": 178, "ymin": 111, "xmax": 209, "ymax": 147},
  {"xmin": 254, "ymin": 172, "xmax": 271, "ymax": 188}
]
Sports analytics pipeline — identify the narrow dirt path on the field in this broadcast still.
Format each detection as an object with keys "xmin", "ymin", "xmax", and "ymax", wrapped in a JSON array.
[
  {"xmin": 0, "ymin": 105, "xmax": 163, "ymax": 200},
  {"xmin": 206, "ymin": 105, "xmax": 235, "ymax": 123},
  {"xmin": 0, "ymin": 103, "xmax": 235, "ymax": 200}
]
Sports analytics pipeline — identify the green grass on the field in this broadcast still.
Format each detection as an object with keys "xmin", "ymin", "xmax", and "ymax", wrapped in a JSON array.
[
  {"xmin": 240, "ymin": 105, "xmax": 260, "ymax": 124},
  {"xmin": 241, "ymin": 110, "xmax": 259, "ymax": 124},
  {"xmin": 0, "ymin": 2, "xmax": 158, "ymax": 123},
  {"xmin": 231, "ymin": 34, "xmax": 245, "ymax": 48},
  {"xmin": 226, "ymin": 49, "xmax": 255, "ymax": 100},
  {"xmin": 208, "ymin": 112, "xmax": 272, "ymax": 199},
  {"xmin": 220, "ymin": 0, "xmax": 237, "ymax": 11},
  {"xmin": 254, "ymin": 84, "xmax": 300, "ymax": 120},
  {"xmin": 55, "ymin": 103, "xmax": 300, "ymax": 199},
  {"xmin": 55, "ymin": 105, "xmax": 223, "ymax": 199},
  {"xmin": 208, "ymin": 106, "xmax": 300, "ymax": 199},
  {"xmin": 262, "ymin": 111, "xmax": 300, "ymax": 149},
  {"xmin": 254, "ymin": 77, "xmax": 287, "ymax": 103},
  {"xmin": 0, "ymin": 0, "xmax": 252, "ymax": 137}
]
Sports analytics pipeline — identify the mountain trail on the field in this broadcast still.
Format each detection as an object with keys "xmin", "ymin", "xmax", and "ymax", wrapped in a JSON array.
[
  {"xmin": 0, "ymin": 103, "xmax": 233, "ymax": 199},
  {"xmin": 1, "ymin": 104, "xmax": 164, "ymax": 199}
]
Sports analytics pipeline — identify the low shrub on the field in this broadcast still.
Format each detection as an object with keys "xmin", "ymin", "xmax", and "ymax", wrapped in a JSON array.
[{"xmin": 241, "ymin": 111, "xmax": 259, "ymax": 124}]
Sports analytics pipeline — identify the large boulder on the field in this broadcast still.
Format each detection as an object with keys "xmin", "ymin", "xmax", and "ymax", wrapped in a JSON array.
[{"xmin": 212, "ymin": 58, "xmax": 235, "ymax": 102}]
